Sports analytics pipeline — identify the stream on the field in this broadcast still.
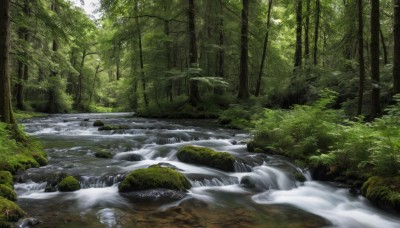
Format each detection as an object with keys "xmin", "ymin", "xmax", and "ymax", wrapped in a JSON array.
[{"xmin": 15, "ymin": 113, "xmax": 400, "ymax": 228}]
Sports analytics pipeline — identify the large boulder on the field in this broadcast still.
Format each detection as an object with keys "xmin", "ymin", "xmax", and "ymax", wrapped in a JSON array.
[
  {"xmin": 177, "ymin": 146, "xmax": 235, "ymax": 172},
  {"xmin": 58, "ymin": 176, "xmax": 81, "ymax": 192},
  {"xmin": 118, "ymin": 166, "xmax": 191, "ymax": 192},
  {"xmin": 0, "ymin": 197, "xmax": 25, "ymax": 223}
]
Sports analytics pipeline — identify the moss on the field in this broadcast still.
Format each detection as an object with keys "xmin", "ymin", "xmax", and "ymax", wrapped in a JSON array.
[
  {"xmin": 0, "ymin": 185, "xmax": 16, "ymax": 201},
  {"xmin": 294, "ymin": 172, "xmax": 306, "ymax": 182},
  {"xmin": 0, "ymin": 172, "xmax": 13, "ymax": 188},
  {"xmin": 98, "ymin": 125, "xmax": 129, "ymax": 131},
  {"xmin": 177, "ymin": 146, "xmax": 235, "ymax": 172},
  {"xmin": 0, "ymin": 197, "xmax": 25, "ymax": 223},
  {"xmin": 58, "ymin": 176, "xmax": 80, "ymax": 192},
  {"xmin": 94, "ymin": 151, "xmax": 113, "ymax": 159},
  {"xmin": 93, "ymin": 120, "xmax": 105, "ymax": 127},
  {"xmin": 118, "ymin": 166, "xmax": 191, "ymax": 192},
  {"xmin": 361, "ymin": 176, "xmax": 400, "ymax": 211},
  {"xmin": 33, "ymin": 154, "xmax": 48, "ymax": 166}
]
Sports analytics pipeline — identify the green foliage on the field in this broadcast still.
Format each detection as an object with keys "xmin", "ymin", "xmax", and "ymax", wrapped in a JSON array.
[
  {"xmin": 0, "ymin": 185, "xmax": 17, "ymax": 201},
  {"xmin": 361, "ymin": 176, "xmax": 400, "ymax": 210},
  {"xmin": 58, "ymin": 176, "xmax": 80, "ymax": 192},
  {"xmin": 118, "ymin": 166, "xmax": 191, "ymax": 192},
  {"xmin": 0, "ymin": 197, "xmax": 25, "ymax": 223},
  {"xmin": 177, "ymin": 145, "xmax": 236, "ymax": 172},
  {"xmin": 219, "ymin": 106, "xmax": 255, "ymax": 130}
]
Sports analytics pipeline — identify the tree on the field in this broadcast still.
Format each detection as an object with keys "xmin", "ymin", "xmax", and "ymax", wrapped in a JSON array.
[
  {"xmin": 187, "ymin": 0, "xmax": 200, "ymax": 105},
  {"xmin": 394, "ymin": 0, "xmax": 400, "ymax": 94},
  {"xmin": 313, "ymin": 0, "xmax": 320, "ymax": 65},
  {"xmin": 294, "ymin": 0, "xmax": 302, "ymax": 69},
  {"xmin": 255, "ymin": 0, "xmax": 273, "ymax": 97},
  {"xmin": 0, "ymin": 0, "xmax": 15, "ymax": 123},
  {"xmin": 357, "ymin": 0, "xmax": 365, "ymax": 115},
  {"xmin": 237, "ymin": 0, "xmax": 250, "ymax": 100},
  {"xmin": 370, "ymin": 0, "xmax": 380, "ymax": 118}
]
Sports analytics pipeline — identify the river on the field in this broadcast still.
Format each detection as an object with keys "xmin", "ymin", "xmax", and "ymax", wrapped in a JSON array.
[{"xmin": 15, "ymin": 113, "xmax": 400, "ymax": 227}]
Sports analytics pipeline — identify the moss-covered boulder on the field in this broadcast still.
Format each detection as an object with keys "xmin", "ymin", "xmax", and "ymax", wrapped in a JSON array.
[
  {"xmin": 0, "ymin": 171, "xmax": 13, "ymax": 188},
  {"xmin": 0, "ymin": 185, "xmax": 16, "ymax": 201},
  {"xmin": 98, "ymin": 125, "xmax": 130, "ymax": 131},
  {"xmin": 58, "ymin": 176, "xmax": 80, "ymax": 192},
  {"xmin": 177, "ymin": 146, "xmax": 235, "ymax": 172},
  {"xmin": 93, "ymin": 120, "xmax": 105, "ymax": 127},
  {"xmin": 33, "ymin": 154, "xmax": 48, "ymax": 166},
  {"xmin": 118, "ymin": 166, "xmax": 191, "ymax": 192},
  {"xmin": 0, "ymin": 197, "xmax": 25, "ymax": 222},
  {"xmin": 94, "ymin": 151, "xmax": 113, "ymax": 159},
  {"xmin": 361, "ymin": 176, "xmax": 400, "ymax": 212}
]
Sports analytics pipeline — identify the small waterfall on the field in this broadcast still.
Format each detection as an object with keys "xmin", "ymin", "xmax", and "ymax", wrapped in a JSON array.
[
  {"xmin": 234, "ymin": 160, "xmax": 253, "ymax": 172},
  {"xmin": 191, "ymin": 177, "xmax": 239, "ymax": 187},
  {"xmin": 80, "ymin": 175, "xmax": 125, "ymax": 189},
  {"xmin": 15, "ymin": 181, "xmax": 47, "ymax": 196}
]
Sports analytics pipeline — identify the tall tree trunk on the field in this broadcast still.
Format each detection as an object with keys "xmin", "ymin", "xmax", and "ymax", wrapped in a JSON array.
[
  {"xmin": 294, "ymin": 0, "xmax": 303, "ymax": 69},
  {"xmin": 305, "ymin": 0, "xmax": 310, "ymax": 61},
  {"xmin": 187, "ymin": 0, "xmax": 200, "ymax": 105},
  {"xmin": 255, "ymin": 0, "xmax": 273, "ymax": 97},
  {"xmin": 379, "ymin": 28, "xmax": 388, "ymax": 65},
  {"xmin": 393, "ymin": 0, "xmax": 400, "ymax": 94},
  {"xmin": 357, "ymin": 0, "xmax": 365, "ymax": 115},
  {"xmin": 237, "ymin": 0, "xmax": 250, "ymax": 100},
  {"xmin": 75, "ymin": 49, "xmax": 86, "ymax": 108},
  {"xmin": 163, "ymin": 1, "xmax": 173, "ymax": 102},
  {"xmin": 135, "ymin": 0, "xmax": 148, "ymax": 106},
  {"xmin": 0, "ymin": 0, "xmax": 15, "ymax": 123},
  {"xmin": 214, "ymin": 1, "xmax": 225, "ymax": 95},
  {"xmin": 313, "ymin": 0, "xmax": 320, "ymax": 65},
  {"xmin": 370, "ymin": 0, "xmax": 381, "ymax": 118},
  {"xmin": 47, "ymin": 0, "xmax": 59, "ymax": 113}
]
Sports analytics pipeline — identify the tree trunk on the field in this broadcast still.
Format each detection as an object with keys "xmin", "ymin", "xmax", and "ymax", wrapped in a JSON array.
[
  {"xmin": 0, "ymin": 0, "xmax": 15, "ymax": 123},
  {"xmin": 393, "ymin": 0, "xmax": 400, "ymax": 94},
  {"xmin": 47, "ymin": 0, "xmax": 59, "ymax": 113},
  {"xmin": 75, "ymin": 49, "xmax": 86, "ymax": 108},
  {"xmin": 370, "ymin": 0, "xmax": 380, "ymax": 118},
  {"xmin": 237, "ymin": 0, "xmax": 250, "ymax": 100},
  {"xmin": 294, "ymin": 0, "xmax": 303, "ymax": 69},
  {"xmin": 357, "ymin": 0, "xmax": 365, "ymax": 115},
  {"xmin": 187, "ymin": 0, "xmax": 201, "ymax": 105},
  {"xmin": 255, "ymin": 0, "xmax": 273, "ymax": 97},
  {"xmin": 313, "ymin": 0, "xmax": 320, "ymax": 65},
  {"xmin": 379, "ymin": 28, "xmax": 388, "ymax": 65},
  {"xmin": 305, "ymin": 0, "xmax": 310, "ymax": 61},
  {"xmin": 214, "ymin": 1, "xmax": 225, "ymax": 95},
  {"xmin": 135, "ymin": 0, "xmax": 148, "ymax": 106}
]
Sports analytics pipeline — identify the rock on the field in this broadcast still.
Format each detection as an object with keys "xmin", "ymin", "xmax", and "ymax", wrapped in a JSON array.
[
  {"xmin": 246, "ymin": 141, "xmax": 266, "ymax": 153},
  {"xmin": 98, "ymin": 125, "xmax": 130, "ymax": 131},
  {"xmin": 294, "ymin": 172, "xmax": 306, "ymax": 182},
  {"xmin": 118, "ymin": 166, "xmax": 191, "ymax": 192},
  {"xmin": 0, "ymin": 197, "xmax": 25, "ymax": 222},
  {"xmin": 150, "ymin": 162, "xmax": 181, "ymax": 171},
  {"xmin": 83, "ymin": 119, "xmax": 90, "ymax": 122},
  {"xmin": 94, "ymin": 151, "xmax": 113, "ymax": 159},
  {"xmin": 114, "ymin": 153, "xmax": 142, "ymax": 161},
  {"xmin": 230, "ymin": 140, "xmax": 237, "ymax": 145},
  {"xmin": 58, "ymin": 176, "xmax": 80, "ymax": 192},
  {"xmin": 33, "ymin": 154, "xmax": 48, "ymax": 166},
  {"xmin": 93, "ymin": 120, "xmax": 105, "ymax": 127},
  {"xmin": 18, "ymin": 217, "xmax": 42, "ymax": 227},
  {"xmin": 240, "ymin": 176, "xmax": 256, "ymax": 189},
  {"xmin": 0, "ymin": 184, "xmax": 16, "ymax": 201},
  {"xmin": 120, "ymin": 189, "xmax": 187, "ymax": 202},
  {"xmin": 177, "ymin": 145, "xmax": 235, "ymax": 172}
]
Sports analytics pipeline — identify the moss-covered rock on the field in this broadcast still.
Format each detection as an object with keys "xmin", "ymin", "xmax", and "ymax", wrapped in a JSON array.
[
  {"xmin": 361, "ymin": 176, "xmax": 400, "ymax": 212},
  {"xmin": 98, "ymin": 125, "xmax": 130, "ymax": 131},
  {"xmin": 0, "ymin": 197, "xmax": 25, "ymax": 222},
  {"xmin": 294, "ymin": 172, "xmax": 306, "ymax": 182},
  {"xmin": 93, "ymin": 120, "xmax": 105, "ymax": 127},
  {"xmin": 177, "ymin": 146, "xmax": 235, "ymax": 172},
  {"xmin": 0, "ymin": 171, "xmax": 13, "ymax": 188},
  {"xmin": 94, "ymin": 151, "xmax": 113, "ymax": 159},
  {"xmin": 118, "ymin": 166, "xmax": 191, "ymax": 192},
  {"xmin": 58, "ymin": 176, "xmax": 80, "ymax": 192},
  {"xmin": 33, "ymin": 154, "xmax": 48, "ymax": 166},
  {"xmin": 0, "ymin": 185, "xmax": 16, "ymax": 201}
]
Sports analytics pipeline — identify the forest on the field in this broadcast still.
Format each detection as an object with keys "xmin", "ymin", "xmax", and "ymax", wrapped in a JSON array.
[{"xmin": 1, "ymin": 0, "xmax": 400, "ymax": 227}]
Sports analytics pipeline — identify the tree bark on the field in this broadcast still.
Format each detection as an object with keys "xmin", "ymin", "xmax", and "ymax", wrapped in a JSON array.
[
  {"xmin": 313, "ymin": 0, "xmax": 320, "ymax": 65},
  {"xmin": 255, "ymin": 0, "xmax": 273, "ymax": 97},
  {"xmin": 187, "ymin": 0, "xmax": 201, "ymax": 105},
  {"xmin": 0, "ymin": 0, "xmax": 15, "ymax": 123},
  {"xmin": 379, "ymin": 28, "xmax": 388, "ymax": 65},
  {"xmin": 370, "ymin": 0, "xmax": 381, "ymax": 118},
  {"xmin": 237, "ymin": 0, "xmax": 250, "ymax": 100},
  {"xmin": 294, "ymin": 0, "xmax": 303, "ymax": 69},
  {"xmin": 135, "ymin": 0, "xmax": 148, "ymax": 106},
  {"xmin": 394, "ymin": 0, "xmax": 400, "ymax": 94},
  {"xmin": 357, "ymin": 0, "xmax": 365, "ymax": 115},
  {"xmin": 75, "ymin": 49, "xmax": 86, "ymax": 108},
  {"xmin": 305, "ymin": 0, "xmax": 310, "ymax": 61}
]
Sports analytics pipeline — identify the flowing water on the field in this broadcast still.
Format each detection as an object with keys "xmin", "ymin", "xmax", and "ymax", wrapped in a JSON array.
[{"xmin": 15, "ymin": 113, "xmax": 400, "ymax": 228}]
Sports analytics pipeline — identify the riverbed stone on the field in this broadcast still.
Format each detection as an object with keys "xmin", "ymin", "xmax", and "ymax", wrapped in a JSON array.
[
  {"xmin": 93, "ymin": 120, "xmax": 105, "ymax": 127},
  {"xmin": 58, "ymin": 176, "xmax": 81, "ymax": 192},
  {"xmin": 98, "ymin": 125, "xmax": 130, "ymax": 131},
  {"xmin": 177, "ymin": 145, "xmax": 235, "ymax": 172},
  {"xmin": 118, "ymin": 166, "xmax": 191, "ymax": 192}
]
